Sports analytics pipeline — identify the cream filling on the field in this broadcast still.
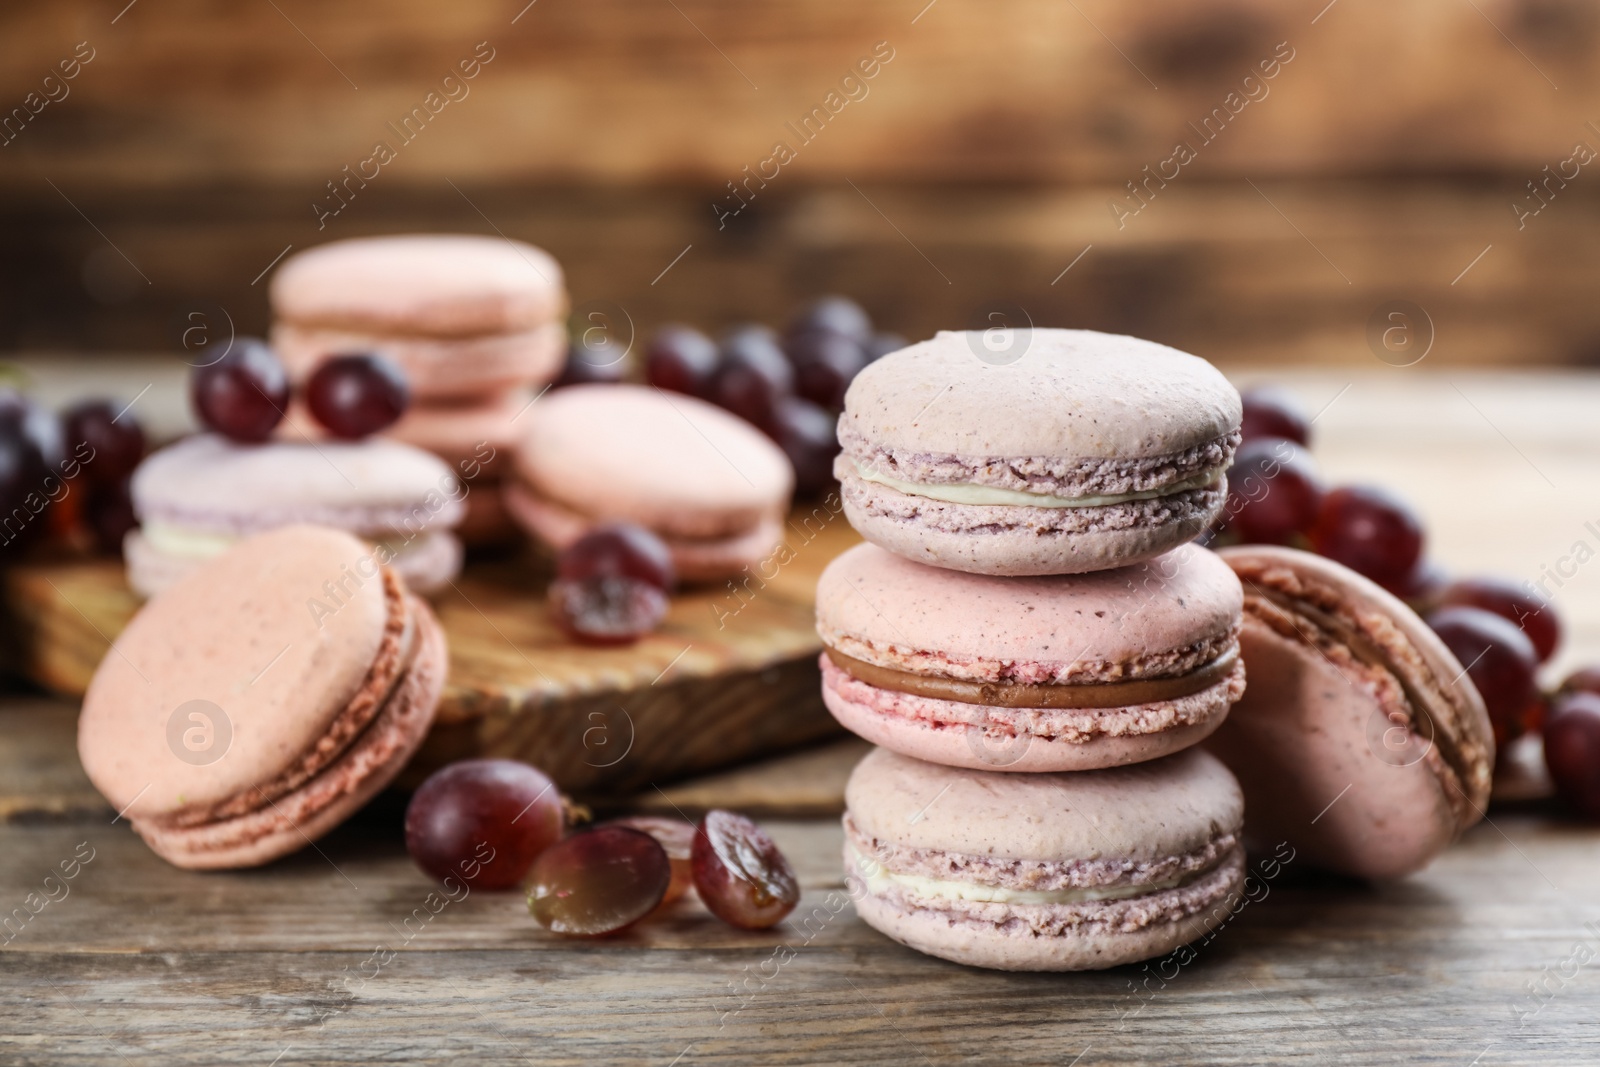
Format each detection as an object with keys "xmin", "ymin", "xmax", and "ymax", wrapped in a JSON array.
[
  {"xmin": 847, "ymin": 843, "xmax": 1193, "ymax": 905},
  {"xmin": 142, "ymin": 521, "xmax": 423, "ymax": 560},
  {"xmin": 853, "ymin": 461, "xmax": 1224, "ymax": 508}
]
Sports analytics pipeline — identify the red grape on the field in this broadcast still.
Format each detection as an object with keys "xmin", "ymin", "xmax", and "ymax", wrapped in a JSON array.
[
  {"xmin": 557, "ymin": 523, "xmax": 675, "ymax": 592},
  {"xmin": 85, "ymin": 476, "xmax": 137, "ymax": 555},
  {"xmin": 1558, "ymin": 666, "xmax": 1600, "ymax": 698},
  {"xmin": 787, "ymin": 332, "xmax": 866, "ymax": 411},
  {"xmin": 1437, "ymin": 576, "xmax": 1561, "ymax": 664},
  {"xmin": 1426, "ymin": 606, "xmax": 1539, "ymax": 746},
  {"xmin": 713, "ymin": 326, "xmax": 793, "ymax": 429},
  {"xmin": 405, "ymin": 759, "xmax": 564, "ymax": 891},
  {"xmin": 191, "ymin": 338, "xmax": 289, "ymax": 442},
  {"xmin": 1544, "ymin": 693, "xmax": 1600, "ymax": 821},
  {"xmin": 550, "ymin": 576, "xmax": 669, "ymax": 645},
  {"xmin": 787, "ymin": 296, "xmax": 871, "ymax": 342},
  {"xmin": 771, "ymin": 396, "xmax": 840, "ymax": 497},
  {"xmin": 607, "ymin": 816, "xmax": 696, "ymax": 904},
  {"xmin": 1239, "ymin": 385, "xmax": 1311, "ymax": 446},
  {"xmin": 305, "ymin": 353, "xmax": 409, "ymax": 439},
  {"xmin": 691, "ymin": 809, "xmax": 799, "ymax": 930},
  {"xmin": 1308, "ymin": 485, "xmax": 1425, "ymax": 593},
  {"xmin": 645, "ymin": 325, "xmax": 721, "ymax": 399},
  {"xmin": 1223, "ymin": 437, "xmax": 1323, "ymax": 545},
  {"xmin": 863, "ymin": 332, "xmax": 905, "ymax": 362},
  {"xmin": 527, "ymin": 826, "xmax": 671, "ymax": 936},
  {"xmin": 63, "ymin": 400, "xmax": 145, "ymax": 486}
]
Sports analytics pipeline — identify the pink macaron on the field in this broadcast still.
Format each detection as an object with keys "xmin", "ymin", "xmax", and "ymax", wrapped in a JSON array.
[
  {"xmin": 127, "ymin": 433, "xmax": 465, "ymax": 597},
  {"xmin": 837, "ymin": 329, "xmax": 1240, "ymax": 576},
  {"xmin": 845, "ymin": 746, "xmax": 1246, "ymax": 971},
  {"xmin": 269, "ymin": 234, "xmax": 568, "ymax": 400},
  {"xmin": 505, "ymin": 384, "xmax": 794, "ymax": 581},
  {"xmin": 1207, "ymin": 546, "xmax": 1496, "ymax": 879},
  {"xmin": 815, "ymin": 541, "xmax": 1245, "ymax": 772},
  {"xmin": 78, "ymin": 525, "xmax": 447, "ymax": 870}
]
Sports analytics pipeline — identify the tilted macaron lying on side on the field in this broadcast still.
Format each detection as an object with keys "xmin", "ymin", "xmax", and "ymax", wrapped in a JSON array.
[
  {"xmin": 1209, "ymin": 545, "xmax": 1496, "ymax": 879},
  {"xmin": 836, "ymin": 329, "xmax": 1241, "ymax": 576},
  {"xmin": 79, "ymin": 525, "xmax": 447, "ymax": 870},
  {"xmin": 504, "ymin": 384, "xmax": 794, "ymax": 581},
  {"xmin": 126, "ymin": 433, "xmax": 465, "ymax": 597},
  {"xmin": 844, "ymin": 746, "xmax": 1247, "ymax": 971},
  {"xmin": 815, "ymin": 541, "xmax": 1245, "ymax": 772}
]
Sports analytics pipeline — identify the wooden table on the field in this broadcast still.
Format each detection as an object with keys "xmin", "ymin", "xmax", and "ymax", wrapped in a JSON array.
[{"xmin": 6, "ymin": 370, "xmax": 1600, "ymax": 1066}]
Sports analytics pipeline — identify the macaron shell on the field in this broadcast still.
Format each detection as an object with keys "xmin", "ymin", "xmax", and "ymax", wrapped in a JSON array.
[
  {"xmin": 79, "ymin": 526, "xmax": 392, "ymax": 818},
  {"xmin": 133, "ymin": 596, "xmax": 446, "ymax": 869},
  {"xmin": 841, "ymin": 329, "xmax": 1241, "ymax": 460},
  {"xmin": 272, "ymin": 321, "xmax": 567, "ymax": 400},
  {"xmin": 844, "ymin": 746, "xmax": 1244, "ymax": 865},
  {"xmin": 839, "ymin": 467, "xmax": 1224, "ymax": 576},
  {"xmin": 821, "ymin": 654, "xmax": 1242, "ymax": 772},
  {"xmin": 851, "ymin": 847, "xmax": 1245, "ymax": 971},
  {"xmin": 510, "ymin": 384, "xmax": 793, "ymax": 540},
  {"xmin": 132, "ymin": 435, "xmax": 464, "ymax": 536},
  {"xmin": 1209, "ymin": 545, "xmax": 1494, "ymax": 879},
  {"xmin": 270, "ymin": 235, "xmax": 566, "ymax": 337},
  {"xmin": 1208, "ymin": 617, "xmax": 1460, "ymax": 879},
  {"xmin": 816, "ymin": 541, "xmax": 1242, "ymax": 680}
]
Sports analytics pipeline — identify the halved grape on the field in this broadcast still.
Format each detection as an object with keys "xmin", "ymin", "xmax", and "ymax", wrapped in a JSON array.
[
  {"xmin": 691, "ymin": 809, "xmax": 799, "ymax": 930},
  {"xmin": 550, "ymin": 576, "xmax": 669, "ymax": 645},
  {"xmin": 527, "ymin": 826, "xmax": 671, "ymax": 935},
  {"xmin": 405, "ymin": 759, "xmax": 563, "ymax": 891},
  {"xmin": 607, "ymin": 815, "xmax": 696, "ymax": 904}
]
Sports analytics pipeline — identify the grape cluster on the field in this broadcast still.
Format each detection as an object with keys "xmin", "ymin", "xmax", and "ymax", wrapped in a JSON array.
[
  {"xmin": 643, "ymin": 297, "xmax": 902, "ymax": 496},
  {"xmin": 405, "ymin": 759, "xmax": 798, "ymax": 935},
  {"xmin": 1217, "ymin": 386, "xmax": 1600, "ymax": 819},
  {"xmin": 0, "ymin": 388, "xmax": 148, "ymax": 562}
]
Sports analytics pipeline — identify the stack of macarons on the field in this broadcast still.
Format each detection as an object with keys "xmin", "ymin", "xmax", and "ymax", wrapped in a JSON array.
[
  {"xmin": 270, "ymin": 234, "xmax": 569, "ymax": 544},
  {"xmin": 820, "ymin": 328, "xmax": 1253, "ymax": 971}
]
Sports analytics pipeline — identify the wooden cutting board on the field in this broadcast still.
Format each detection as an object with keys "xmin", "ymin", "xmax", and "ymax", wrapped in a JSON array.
[{"xmin": 1, "ymin": 504, "xmax": 859, "ymax": 797}]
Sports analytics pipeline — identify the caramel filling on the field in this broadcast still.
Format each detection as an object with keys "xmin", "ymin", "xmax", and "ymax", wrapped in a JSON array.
[{"xmin": 825, "ymin": 646, "xmax": 1237, "ymax": 709}]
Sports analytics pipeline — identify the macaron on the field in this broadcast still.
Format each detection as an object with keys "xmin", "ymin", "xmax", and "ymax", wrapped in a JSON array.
[
  {"xmin": 837, "ymin": 329, "xmax": 1241, "ymax": 576},
  {"xmin": 844, "ymin": 746, "xmax": 1246, "ymax": 971},
  {"xmin": 78, "ymin": 525, "xmax": 447, "ymax": 870},
  {"xmin": 127, "ymin": 434, "xmax": 464, "ymax": 598},
  {"xmin": 270, "ymin": 234, "xmax": 566, "ymax": 338},
  {"xmin": 1209, "ymin": 545, "xmax": 1495, "ymax": 879},
  {"xmin": 816, "ymin": 541, "xmax": 1245, "ymax": 772},
  {"xmin": 505, "ymin": 384, "xmax": 794, "ymax": 581}
]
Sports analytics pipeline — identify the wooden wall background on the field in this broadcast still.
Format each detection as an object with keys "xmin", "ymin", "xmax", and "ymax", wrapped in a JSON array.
[{"xmin": 2, "ymin": 0, "xmax": 1600, "ymax": 366}]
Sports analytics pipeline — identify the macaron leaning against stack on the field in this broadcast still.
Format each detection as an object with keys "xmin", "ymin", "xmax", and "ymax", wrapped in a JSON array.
[
  {"xmin": 1209, "ymin": 545, "xmax": 1496, "ymax": 879},
  {"xmin": 816, "ymin": 541, "xmax": 1245, "ymax": 772},
  {"xmin": 126, "ymin": 434, "xmax": 464, "ymax": 598},
  {"xmin": 836, "ymin": 329, "xmax": 1241, "ymax": 576},
  {"xmin": 269, "ymin": 234, "xmax": 568, "ymax": 400},
  {"xmin": 844, "ymin": 746, "xmax": 1246, "ymax": 971},
  {"xmin": 505, "ymin": 384, "xmax": 794, "ymax": 581},
  {"xmin": 79, "ymin": 525, "xmax": 447, "ymax": 870}
]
